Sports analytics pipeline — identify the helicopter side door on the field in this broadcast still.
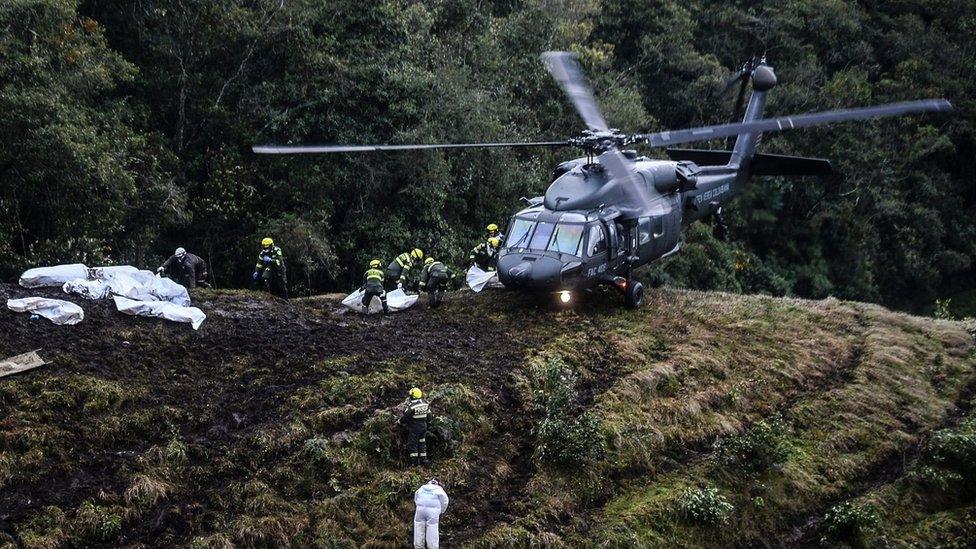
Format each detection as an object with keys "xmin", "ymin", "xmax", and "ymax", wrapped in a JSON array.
[
  {"xmin": 637, "ymin": 211, "xmax": 680, "ymax": 263},
  {"xmin": 582, "ymin": 223, "xmax": 609, "ymax": 278}
]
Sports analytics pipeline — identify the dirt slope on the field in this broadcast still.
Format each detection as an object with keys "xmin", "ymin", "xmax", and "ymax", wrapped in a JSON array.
[{"xmin": 0, "ymin": 284, "xmax": 973, "ymax": 547}]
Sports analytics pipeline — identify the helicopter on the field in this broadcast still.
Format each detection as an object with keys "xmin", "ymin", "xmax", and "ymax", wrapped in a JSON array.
[{"xmin": 253, "ymin": 52, "xmax": 950, "ymax": 308}]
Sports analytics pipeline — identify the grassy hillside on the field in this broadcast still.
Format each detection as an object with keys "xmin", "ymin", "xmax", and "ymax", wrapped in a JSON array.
[{"xmin": 0, "ymin": 284, "xmax": 973, "ymax": 547}]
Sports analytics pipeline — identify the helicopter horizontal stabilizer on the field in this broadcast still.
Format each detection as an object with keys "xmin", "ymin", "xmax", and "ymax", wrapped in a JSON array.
[{"xmin": 665, "ymin": 149, "xmax": 833, "ymax": 176}]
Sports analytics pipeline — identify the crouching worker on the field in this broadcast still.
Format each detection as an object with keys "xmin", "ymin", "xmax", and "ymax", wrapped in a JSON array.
[
  {"xmin": 386, "ymin": 248, "xmax": 424, "ymax": 292},
  {"xmin": 157, "ymin": 247, "xmax": 209, "ymax": 288},
  {"xmin": 414, "ymin": 478, "xmax": 449, "ymax": 549},
  {"xmin": 469, "ymin": 237, "xmax": 500, "ymax": 272},
  {"xmin": 419, "ymin": 257, "xmax": 454, "ymax": 308},
  {"xmin": 361, "ymin": 259, "xmax": 389, "ymax": 314},
  {"xmin": 399, "ymin": 387, "xmax": 430, "ymax": 465}
]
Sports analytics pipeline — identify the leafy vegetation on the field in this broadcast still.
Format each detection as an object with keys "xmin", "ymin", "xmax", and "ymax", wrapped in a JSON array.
[
  {"xmin": 0, "ymin": 0, "xmax": 972, "ymax": 310},
  {"xmin": 676, "ymin": 485, "xmax": 734, "ymax": 526}
]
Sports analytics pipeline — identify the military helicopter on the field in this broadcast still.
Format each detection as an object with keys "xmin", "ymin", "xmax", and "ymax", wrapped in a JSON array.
[{"xmin": 254, "ymin": 52, "xmax": 950, "ymax": 307}]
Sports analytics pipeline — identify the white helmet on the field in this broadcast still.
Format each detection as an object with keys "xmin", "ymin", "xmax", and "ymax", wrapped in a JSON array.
[{"xmin": 175, "ymin": 247, "xmax": 186, "ymax": 258}]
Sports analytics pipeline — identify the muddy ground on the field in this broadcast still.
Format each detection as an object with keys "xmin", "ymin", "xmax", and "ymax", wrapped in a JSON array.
[
  {"xmin": 2, "ymin": 283, "xmax": 974, "ymax": 547},
  {"xmin": 0, "ymin": 283, "xmax": 600, "ymax": 546}
]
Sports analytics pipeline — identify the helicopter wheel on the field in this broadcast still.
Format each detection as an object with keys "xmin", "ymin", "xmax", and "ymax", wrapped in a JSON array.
[{"xmin": 625, "ymin": 280, "xmax": 644, "ymax": 309}]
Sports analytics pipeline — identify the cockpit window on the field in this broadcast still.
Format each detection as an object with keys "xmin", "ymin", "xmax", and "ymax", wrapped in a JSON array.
[
  {"xmin": 506, "ymin": 218, "xmax": 535, "ymax": 248},
  {"xmin": 528, "ymin": 222, "xmax": 556, "ymax": 250},
  {"xmin": 506, "ymin": 217, "xmax": 585, "ymax": 256},
  {"xmin": 548, "ymin": 224, "xmax": 584, "ymax": 255}
]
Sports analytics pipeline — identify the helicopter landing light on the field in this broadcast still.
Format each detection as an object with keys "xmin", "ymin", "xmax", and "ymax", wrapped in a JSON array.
[{"xmin": 559, "ymin": 291, "xmax": 572, "ymax": 303}]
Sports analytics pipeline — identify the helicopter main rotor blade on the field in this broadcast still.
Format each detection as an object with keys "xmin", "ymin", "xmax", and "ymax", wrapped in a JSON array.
[
  {"xmin": 253, "ymin": 141, "xmax": 568, "ymax": 154},
  {"xmin": 634, "ymin": 99, "xmax": 952, "ymax": 148},
  {"xmin": 541, "ymin": 51, "xmax": 609, "ymax": 133}
]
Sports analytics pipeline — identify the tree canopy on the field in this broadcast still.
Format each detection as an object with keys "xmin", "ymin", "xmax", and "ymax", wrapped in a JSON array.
[{"xmin": 1, "ymin": 0, "xmax": 973, "ymax": 311}]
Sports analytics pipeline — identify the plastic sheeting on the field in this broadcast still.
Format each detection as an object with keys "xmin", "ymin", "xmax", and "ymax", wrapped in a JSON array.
[
  {"xmin": 113, "ymin": 296, "xmax": 206, "ymax": 330},
  {"xmin": 465, "ymin": 266, "xmax": 501, "ymax": 293},
  {"xmin": 341, "ymin": 288, "xmax": 419, "ymax": 314},
  {"xmin": 62, "ymin": 267, "xmax": 191, "ymax": 307},
  {"xmin": 19, "ymin": 264, "xmax": 89, "ymax": 288},
  {"xmin": 18, "ymin": 263, "xmax": 204, "ymax": 329},
  {"xmin": 7, "ymin": 297, "xmax": 84, "ymax": 325}
]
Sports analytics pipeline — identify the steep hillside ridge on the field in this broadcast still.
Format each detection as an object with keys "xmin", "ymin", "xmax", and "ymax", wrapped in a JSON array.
[{"xmin": 0, "ymin": 284, "xmax": 972, "ymax": 547}]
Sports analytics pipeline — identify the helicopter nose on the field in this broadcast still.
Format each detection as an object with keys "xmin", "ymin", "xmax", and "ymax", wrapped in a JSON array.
[{"xmin": 498, "ymin": 254, "xmax": 562, "ymax": 289}]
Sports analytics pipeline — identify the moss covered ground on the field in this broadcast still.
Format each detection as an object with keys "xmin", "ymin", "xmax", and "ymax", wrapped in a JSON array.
[{"xmin": 0, "ymin": 283, "xmax": 973, "ymax": 547}]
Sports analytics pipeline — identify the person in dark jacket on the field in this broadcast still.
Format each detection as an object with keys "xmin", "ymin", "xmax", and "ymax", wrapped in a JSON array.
[
  {"xmin": 399, "ymin": 387, "xmax": 431, "ymax": 465},
  {"xmin": 157, "ymin": 247, "xmax": 209, "ymax": 288},
  {"xmin": 419, "ymin": 257, "xmax": 454, "ymax": 308},
  {"xmin": 361, "ymin": 259, "xmax": 389, "ymax": 314}
]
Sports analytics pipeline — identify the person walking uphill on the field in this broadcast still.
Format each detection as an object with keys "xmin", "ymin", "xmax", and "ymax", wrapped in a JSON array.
[
  {"xmin": 414, "ymin": 478, "xmax": 449, "ymax": 549},
  {"xmin": 253, "ymin": 237, "xmax": 288, "ymax": 299},
  {"xmin": 157, "ymin": 247, "xmax": 209, "ymax": 288},
  {"xmin": 399, "ymin": 387, "xmax": 430, "ymax": 465}
]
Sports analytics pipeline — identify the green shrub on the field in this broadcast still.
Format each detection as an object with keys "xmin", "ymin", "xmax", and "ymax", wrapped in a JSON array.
[
  {"xmin": 676, "ymin": 486, "xmax": 734, "ymax": 526},
  {"xmin": 820, "ymin": 501, "xmax": 878, "ymax": 544},
  {"xmin": 934, "ymin": 298, "xmax": 955, "ymax": 320},
  {"xmin": 714, "ymin": 415, "xmax": 791, "ymax": 472},
  {"xmin": 530, "ymin": 358, "xmax": 605, "ymax": 470},
  {"xmin": 913, "ymin": 421, "xmax": 976, "ymax": 495},
  {"xmin": 303, "ymin": 437, "xmax": 332, "ymax": 466},
  {"xmin": 76, "ymin": 501, "xmax": 122, "ymax": 542}
]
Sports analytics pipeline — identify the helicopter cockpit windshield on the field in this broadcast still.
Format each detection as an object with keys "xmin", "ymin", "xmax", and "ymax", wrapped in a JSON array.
[{"xmin": 505, "ymin": 216, "xmax": 585, "ymax": 256}]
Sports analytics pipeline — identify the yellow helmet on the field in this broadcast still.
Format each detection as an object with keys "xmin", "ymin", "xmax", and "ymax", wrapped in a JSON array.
[
  {"xmin": 409, "ymin": 387, "xmax": 423, "ymax": 399},
  {"xmin": 261, "ymin": 237, "xmax": 274, "ymax": 247},
  {"xmin": 488, "ymin": 237, "xmax": 501, "ymax": 248},
  {"xmin": 487, "ymin": 223, "xmax": 499, "ymax": 232},
  {"xmin": 369, "ymin": 259, "xmax": 381, "ymax": 268},
  {"xmin": 411, "ymin": 248, "xmax": 424, "ymax": 260},
  {"xmin": 424, "ymin": 257, "xmax": 434, "ymax": 265}
]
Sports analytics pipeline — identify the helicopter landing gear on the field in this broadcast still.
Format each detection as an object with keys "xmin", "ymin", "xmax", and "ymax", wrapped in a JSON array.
[{"xmin": 625, "ymin": 280, "xmax": 644, "ymax": 308}]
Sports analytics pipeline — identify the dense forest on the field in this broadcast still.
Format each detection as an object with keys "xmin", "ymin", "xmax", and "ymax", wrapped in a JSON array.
[{"xmin": 1, "ymin": 0, "xmax": 973, "ymax": 312}]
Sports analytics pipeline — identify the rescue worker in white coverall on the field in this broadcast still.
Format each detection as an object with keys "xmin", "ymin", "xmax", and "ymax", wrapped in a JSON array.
[{"xmin": 414, "ymin": 478, "xmax": 449, "ymax": 549}]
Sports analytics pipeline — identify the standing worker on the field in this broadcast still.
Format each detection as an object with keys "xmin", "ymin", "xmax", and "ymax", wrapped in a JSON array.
[
  {"xmin": 469, "ymin": 237, "xmax": 500, "ymax": 271},
  {"xmin": 419, "ymin": 257, "xmax": 454, "ymax": 308},
  {"xmin": 399, "ymin": 387, "xmax": 430, "ymax": 465},
  {"xmin": 413, "ymin": 478, "xmax": 449, "ymax": 549},
  {"xmin": 252, "ymin": 237, "xmax": 288, "ymax": 299},
  {"xmin": 157, "ymin": 247, "xmax": 209, "ymax": 288},
  {"xmin": 361, "ymin": 259, "xmax": 389, "ymax": 314},
  {"xmin": 386, "ymin": 248, "xmax": 424, "ymax": 292}
]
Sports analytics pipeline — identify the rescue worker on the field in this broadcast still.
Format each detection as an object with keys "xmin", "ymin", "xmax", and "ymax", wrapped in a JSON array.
[
  {"xmin": 419, "ymin": 257, "xmax": 454, "ymax": 308},
  {"xmin": 469, "ymin": 237, "xmax": 500, "ymax": 271},
  {"xmin": 156, "ymin": 247, "xmax": 209, "ymax": 288},
  {"xmin": 252, "ymin": 237, "xmax": 288, "ymax": 299},
  {"xmin": 399, "ymin": 387, "xmax": 430, "ymax": 465},
  {"xmin": 386, "ymin": 248, "xmax": 424, "ymax": 292},
  {"xmin": 360, "ymin": 259, "xmax": 389, "ymax": 314},
  {"xmin": 486, "ymin": 223, "xmax": 505, "ymax": 242},
  {"xmin": 413, "ymin": 478, "xmax": 449, "ymax": 549}
]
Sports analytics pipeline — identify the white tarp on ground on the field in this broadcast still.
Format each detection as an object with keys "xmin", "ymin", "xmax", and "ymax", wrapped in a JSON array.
[
  {"xmin": 341, "ymin": 288, "xmax": 419, "ymax": 314},
  {"xmin": 466, "ymin": 266, "xmax": 501, "ymax": 293},
  {"xmin": 113, "ymin": 296, "xmax": 206, "ymax": 330},
  {"xmin": 17, "ymin": 263, "xmax": 204, "ymax": 328},
  {"xmin": 62, "ymin": 267, "xmax": 191, "ymax": 306},
  {"xmin": 19, "ymin": 264, "xmax": 89, "ymax": 288},
  {"xmin": 7, "ymin": 297, "xmax": 84, "ymax": 325}
]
